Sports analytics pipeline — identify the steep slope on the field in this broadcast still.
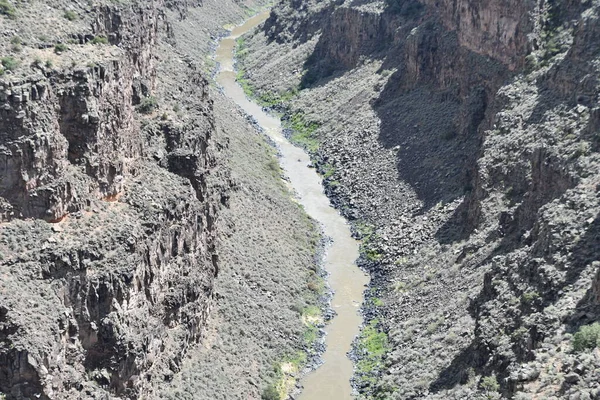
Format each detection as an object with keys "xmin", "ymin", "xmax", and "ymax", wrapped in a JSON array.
[{"xmin": 239, "ymin": 0, "xmax": 600, "ymax": 398}]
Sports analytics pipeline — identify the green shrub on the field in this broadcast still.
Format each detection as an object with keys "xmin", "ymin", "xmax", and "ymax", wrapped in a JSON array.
[
  {"xmin": 63, "ymin": 10, "xmax": 77, "ymax": 21},
  {"xmin": 481, "ymin": 375, "xmax": 500, "ymax": 392},
  {"xmin": 261, "ymin": 384, "xmax": 280, "ymax": 400},
  {"xmin": 267, "ymin": 158, "xmax": 280, "ymax": 176},
  {"xmin": 286, "ymin": 112, "xmax": 320, "ymax": 152},
  {"xmin": 137, "ymin": 96, "xmax": 158, "ymax": 114},
  {"xmin": 572, "ymin": 322, "xmax": 600, "ymax": 352},
  {"xmin": 10, "ymin": 35, "xmax": 21, "ymax": 52},
  {"xmin": 322, "ymin": 163, "xmax": 335, "ymax": 179},
  {"xmin": 1, "ymin": 57, "xmax": 19, "ymax": 71},
  {"xmin": 91, "ymin": 35, "xmax": 109, "ymax": 45},
  {"xmin": 54, "ymin": 43, "xmax": 68, "ymax": 53},
  {"xmin": 521, "ymin": 291, "xmax": 540, "ymax": 304},
  {"xmin": 0, "ymin": 1, "xmax": 16, "ymax": 19},
  {"xmin": 355, "ymin": 319, "xmax": 390, "ymax": 391},
  {"xmin": 45, "ymin": 60, "xmax": 53, "ymax": 69}
]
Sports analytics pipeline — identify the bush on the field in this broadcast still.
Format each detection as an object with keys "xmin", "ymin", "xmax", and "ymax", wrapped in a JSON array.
[
  {"xmin": 481, "ymin": 375, "xmax": 500, "ymax": 392},
  {"xmin": 1, "ymin": 56, "xmax": 19, "ymax": 71},
  {"xmin": 521, "ymin": 291, "xmax": 540, "ymax": 304},
  {"xmin": 572, "ymin": 322, "xmax": 600, "ymax": 352},
  {"xmin": 63, "ymin": 10, "xmax": 77, "ymax": 21},
  {"xmin": 91, "ymin": 35, "xmax": 109, "ymax": 45},
  {"xmin": 261, "ymin": 384, "xmax": 280, "ymax": 400},
  {"xmin": 137, "ymin": 96, "xmax": 158, "ymax": 114},
  {"xmin": 0, "ymin": 1, "xmax": 16, "ymax": 19},
  {"xmin": 54, "ymin": 43, "xmax": 68, "ymax": 53}
]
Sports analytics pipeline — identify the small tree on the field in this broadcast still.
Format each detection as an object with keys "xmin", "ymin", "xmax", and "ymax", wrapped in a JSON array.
[
  {"xmin": 572, "ymin": 322, "xmax": 600, "ymax": 352},
  {"xmin": 481, "ymin": 375, "xmax": 500, "ymax": 393}
]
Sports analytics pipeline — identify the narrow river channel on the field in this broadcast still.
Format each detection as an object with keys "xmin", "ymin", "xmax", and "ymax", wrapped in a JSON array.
[{"xmin": 215, "ymin": 12, "xmax": 370, "ymax": 400}]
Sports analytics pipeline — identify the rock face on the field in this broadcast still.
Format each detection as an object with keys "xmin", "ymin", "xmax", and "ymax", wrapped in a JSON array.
[
  {"xmin": 0, "ymin": 4, "xmax": 163, "ymax": 222},
  {"xmin": 240, "ymin": 0, "xmax": 600, "ymax": 398},
  {"xmin": 0, "ymin": 1, "xmax": 225, "ymax": 399},
  {"xmin": 419, "ymin": 0, "xmax": 536, "ymax": 69}
]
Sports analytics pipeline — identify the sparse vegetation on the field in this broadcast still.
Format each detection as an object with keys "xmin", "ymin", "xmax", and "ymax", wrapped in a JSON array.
[
  {"xmin": 261, "ymin": 384, "xmax": 280, "ymax": 400},
  {"xmin": 267, "ymin": 158, "xmax": 281, "ymax": 177},
  {"xmin": 322, "ymin": 163, "xmax": 335, "ymax": 179},
  {"xmin": 521, "ymin": 291, "xmax": 540, "ymax": 305},
  {"xmin": 10, "ymin": 36, "xmax": 21, "ymax": 52},
  {"xmin": 262, "ymin": 351, "xmax": 308, "ymax": 400},
  {"xmin": 235, "ymin": 37, "xmax": 298, "ymax": 107},
  {"xmin": 357, "ymin": 221, "xmax": 382, "ymax": 262}
]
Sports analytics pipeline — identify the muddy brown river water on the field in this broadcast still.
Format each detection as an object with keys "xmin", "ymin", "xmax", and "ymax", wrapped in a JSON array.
[{"xmin": 215, "ymin": 12, "xmax": 370, "ymax": 400}]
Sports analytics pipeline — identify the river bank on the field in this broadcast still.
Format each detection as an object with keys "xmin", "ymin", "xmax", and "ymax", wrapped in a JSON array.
[{"xmin": 216, "ymin": 11, "xmax": 370, "ymax": 400}]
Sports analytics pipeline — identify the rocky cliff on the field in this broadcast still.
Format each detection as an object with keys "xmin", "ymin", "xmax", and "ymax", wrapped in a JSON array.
[
  {"xmin": 240, "ymin": 0, "xmax": 600, "ymax": 398},
  {"xmin": 0, "ymin": 1, "xmax": 223, "ymax": 398}
]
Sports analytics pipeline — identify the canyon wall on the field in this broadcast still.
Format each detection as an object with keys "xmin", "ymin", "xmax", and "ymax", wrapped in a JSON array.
[
  {"xmin": 0, "ymin": 1, "xmax": 223, "ymax": 398},
  {"xmin": 241, "ymin": 0, "xmax": 600, "ymax": 398}
]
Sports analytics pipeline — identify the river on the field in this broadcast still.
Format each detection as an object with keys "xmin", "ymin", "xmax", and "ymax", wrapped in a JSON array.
[{"xmin": 215, "ymin": 12, "xmax": 370, "ymax": 400}]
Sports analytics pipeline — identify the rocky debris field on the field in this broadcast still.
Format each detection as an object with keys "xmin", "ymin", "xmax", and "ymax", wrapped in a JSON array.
[{"xmin": 239, "ymin": 0, "xmax": 600, "ymax": 399}]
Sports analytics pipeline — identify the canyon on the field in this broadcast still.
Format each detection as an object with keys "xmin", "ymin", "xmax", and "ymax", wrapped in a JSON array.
[{"xmin": 0, "ymin": 0, "xmax": 598, "ymax": 400}]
